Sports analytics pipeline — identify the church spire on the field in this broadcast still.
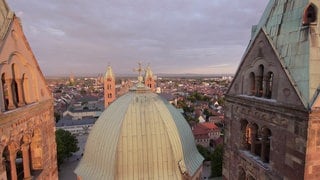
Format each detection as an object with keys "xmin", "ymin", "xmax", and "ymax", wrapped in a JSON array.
[
  {"xmin": 144, "ymin": 65, "xmax": 155, "ymax": 92},
  {"xmin": 104, "ymin": 65, "xmax": 116, "ymax": 108}
]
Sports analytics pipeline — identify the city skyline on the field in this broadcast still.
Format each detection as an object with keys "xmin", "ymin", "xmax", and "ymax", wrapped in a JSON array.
[{"xmin": 8, "ymin": 0, "xmax": 269, "ymax": 76}]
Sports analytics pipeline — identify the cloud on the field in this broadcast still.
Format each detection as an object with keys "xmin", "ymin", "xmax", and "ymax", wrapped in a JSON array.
[
  {"xmin": 7, "ymin": 0, "xmax": 269, "ymax": 76},
  {"xmin": 44, "ymin": 27, "xmax": 65, "ymax": 36}
]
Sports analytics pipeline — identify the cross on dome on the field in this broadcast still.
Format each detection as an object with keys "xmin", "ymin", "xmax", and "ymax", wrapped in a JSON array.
[{"xmin": 133, "ymin": 62, "xmax": 145, "ymax": 86}]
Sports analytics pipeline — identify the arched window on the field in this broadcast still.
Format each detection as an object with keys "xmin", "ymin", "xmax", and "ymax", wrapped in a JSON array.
[
  {"xmin": 248, "ymin": 123, "xmax": 259, "ymax": 155},
  {"xmin": 261, "ymin": 127, "xmax": 272, "ymax": 163},
  {"xmin": 265, "ymin": 72, "xmax": 273, "ymax": 99},
  {"xmin": 303, "ymin": 4, "xmax": 317, "ymax": 25},
  {"xmin": 249, "ymin": 72, "xmax": 255, "ymax": 96},
  {"xmin": 257, "ymin": 65, "xmax": 264, "ymax": 97},
  {"xmin": 1, "ymin": 73, "xmax": 8, "ymax": 110}
]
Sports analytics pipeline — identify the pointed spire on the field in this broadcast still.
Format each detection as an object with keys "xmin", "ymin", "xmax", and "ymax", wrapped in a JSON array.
[
  {"xmin": 145, "ymin": 64, "xmax": 153, "ymax": 79},
  {"xmin": 105, "ymin": 65, "xmax": 115, "ymax": 80}
]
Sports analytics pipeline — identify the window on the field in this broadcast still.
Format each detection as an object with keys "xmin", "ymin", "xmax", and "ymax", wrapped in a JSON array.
[
  {"xmin": 240, "ymin": 121, "xmax": 272, "ymax": 163},
  {"xmin": 261, "ymin": 127, "xmax": 271, "ymax": 163},
  {"xmin": 248, "ymin": 66, "xmax": 274, "ymax": 99},
  {"xmin": 303, "ymin": 4, "xmax": 317, "ymax": 25}
]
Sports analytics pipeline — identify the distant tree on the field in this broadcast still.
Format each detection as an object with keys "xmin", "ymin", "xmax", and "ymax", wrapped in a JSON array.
[
  {"xmin": 196, "ymin": 145, "xmax": 211, "ymax": 161},
  {"xmin": 211, "ymin": 145, "xmax": 223, "ymax": 177},
  {"xmin": 203, "ymin": 108, "xmax": 212, "ymax": 118},
  {"xmin": 217, "ymin": 97, "xmax": 225, "ymax": 106},
  {"xmin": 55, "ymin": 129, "xmax": 79, "ymax": 167}
]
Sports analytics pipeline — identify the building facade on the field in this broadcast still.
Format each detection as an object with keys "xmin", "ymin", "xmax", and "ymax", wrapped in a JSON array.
[
  {"xmin": 224, "ymin": 1, "xmax": 320, "ymax": 180},
  {"xmin": 0, "ymin": 1, "xmax": 57, "ymax": 179}
]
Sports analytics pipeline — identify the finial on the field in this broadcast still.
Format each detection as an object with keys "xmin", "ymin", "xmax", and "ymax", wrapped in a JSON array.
[{"xmin": 133, "ymin": 61, "xmax": 145, "ymax": 86}]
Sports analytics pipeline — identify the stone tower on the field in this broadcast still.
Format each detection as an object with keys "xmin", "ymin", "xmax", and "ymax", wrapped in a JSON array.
[
  {"xmin": 104, "ymin": 65, "xmax": 115, "ymax": 108},
  {"xmin": 144, "ymin": 65, "xmax": 155, "ymax": 92},
  {"xmin": 224, "ymin": 1, "xmax": 320, "ymax": 180},
  {"xmin": 0, "ymin": 0, "xmax": 58, "ymax": 179}
]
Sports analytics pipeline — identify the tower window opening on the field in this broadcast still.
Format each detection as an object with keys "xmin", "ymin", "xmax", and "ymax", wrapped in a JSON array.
[{"xmin": 303, "ymin": 4, "xmax": 317, "ymax": 25}]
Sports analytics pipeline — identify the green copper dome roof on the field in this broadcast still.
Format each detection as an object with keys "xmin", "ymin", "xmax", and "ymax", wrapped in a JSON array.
[{"xmin": 75, "ymin": 86, "xmax": 203, "ymax": 179}]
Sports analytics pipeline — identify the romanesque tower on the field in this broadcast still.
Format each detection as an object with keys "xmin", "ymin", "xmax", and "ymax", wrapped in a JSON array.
[
  {"xmin": 144, "ymin": 65, "xmax": 155, "ymax": 92},
  {"xmin": 0, "ymin": 0, "xmax": 57, "ymax": 179},
  {"xmin": 104, "ymin": 65, "xmax": 115, "ymax": 108},
  {"xmin": 224, "ymin": 1, "xmax": 320, "ymax": 180}
]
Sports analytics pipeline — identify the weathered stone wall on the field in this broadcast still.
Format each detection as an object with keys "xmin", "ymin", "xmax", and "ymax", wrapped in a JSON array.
[
  {"xmin": 0, "ymin": 1, "xmax": 57, "ymax": 179},
  {"xmin": 223, "ymin": 95, "xmax": 309, "ymax": 180},
  {"xmin": 304, "ymin": 108, "xmax": 320, "ymax": 179},
  {"xmin": 0, "ymin": 100, "xmax": 58, "ymax": 179}
]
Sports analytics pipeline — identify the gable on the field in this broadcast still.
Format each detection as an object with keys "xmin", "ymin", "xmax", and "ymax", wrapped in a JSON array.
[
  {"xmin": 228, "ymin": 29, "xmax": 304, "ymax": 108},
  {"xmin": 0, "ymin": 15, "xmax": 51, "ymax": 111}
]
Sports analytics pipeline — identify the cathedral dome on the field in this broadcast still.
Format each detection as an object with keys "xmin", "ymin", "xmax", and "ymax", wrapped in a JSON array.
[{"xmin": 75, "ymin": 85, "xmax": 204, "ymax": 179}]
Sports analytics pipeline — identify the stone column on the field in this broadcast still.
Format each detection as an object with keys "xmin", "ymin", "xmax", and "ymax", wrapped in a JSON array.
[
  {"xmin": 16, "ymin": 79, "xmax": 25, "ymax": 106},
  {"xmin": 0, "ymin": 81, "xmax": 5, "ymax": 112},
  {"xmin": 5, "ymin": 79, "xmax": 15, "ymax": 110},
  {"xmin": 21, "ymin": 144, "xmax": 31, "ymax": 180},
  {"xmin": 262, "ymin": 76, "xmax": 267, "ymax": 97},
  {"xmin": 8, "ymin": 146, "xmax": 17, "ymax": 180},
  {"xmin": 255, "ymin": 76, "xmax": 262, "ymax": 97},
  {"xmin": 250, "ymin": 127, "xmax": 257, "ymax": 154},
  {"xmin": 261, "ymin": 136, "xmax": 267, "ymax": 162}
]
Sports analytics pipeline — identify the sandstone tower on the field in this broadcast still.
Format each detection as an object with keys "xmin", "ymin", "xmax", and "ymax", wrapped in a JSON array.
[
  {"xmin": 104, "ymin": 65, "xmax": 115, "ymax": 108},
  {"xmin": 224, "ymin": 1, "xmax": 320, "ymax": 179},
  {"xmin": 0, "ymin": 0, "xmax": 58, "ymax": 179},
  {"xmin": 144, "ymin": 65, "xmax": 155, "ymax": 92}
]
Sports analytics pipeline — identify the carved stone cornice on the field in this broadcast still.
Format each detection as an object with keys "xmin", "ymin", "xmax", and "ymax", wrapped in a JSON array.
[
  {"xmin": 226, "ymin": 94, "xmax": 308, "ymax": 124},
  {"xmin": 0, "ymin": 99, "xmax": 53, "ymax": 126}
]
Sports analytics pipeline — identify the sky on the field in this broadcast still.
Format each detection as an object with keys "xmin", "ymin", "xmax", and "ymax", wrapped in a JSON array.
[{"xmin": 7, "ymin": 0, "xmax": 269, "ymax": 76}]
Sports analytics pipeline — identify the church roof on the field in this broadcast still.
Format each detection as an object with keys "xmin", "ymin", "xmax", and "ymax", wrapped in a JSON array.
[
  {"xmin": 75, "ymin": 85, "xmax": 203, "ymax": 179},
  {"xmin": 247, "ymin": 0, "xmax": 318, "ymax": 108},
  {"xmin": 0, "ymin": 0, "xmax": 14, "ymax": 40}
]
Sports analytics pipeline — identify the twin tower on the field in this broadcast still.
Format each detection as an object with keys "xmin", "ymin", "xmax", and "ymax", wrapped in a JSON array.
[{"xmin": 104, "ymin": 65, "xmax": 156, "ymax": 108}]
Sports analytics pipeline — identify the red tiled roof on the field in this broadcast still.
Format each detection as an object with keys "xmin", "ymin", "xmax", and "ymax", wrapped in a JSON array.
[
  {"xmin": 200, "ymin": 122, "xmax": 218, "ymax": 130},
  {"xmin": 192, "ymin": 122, "xmax": 219, "ymax": 137}
]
